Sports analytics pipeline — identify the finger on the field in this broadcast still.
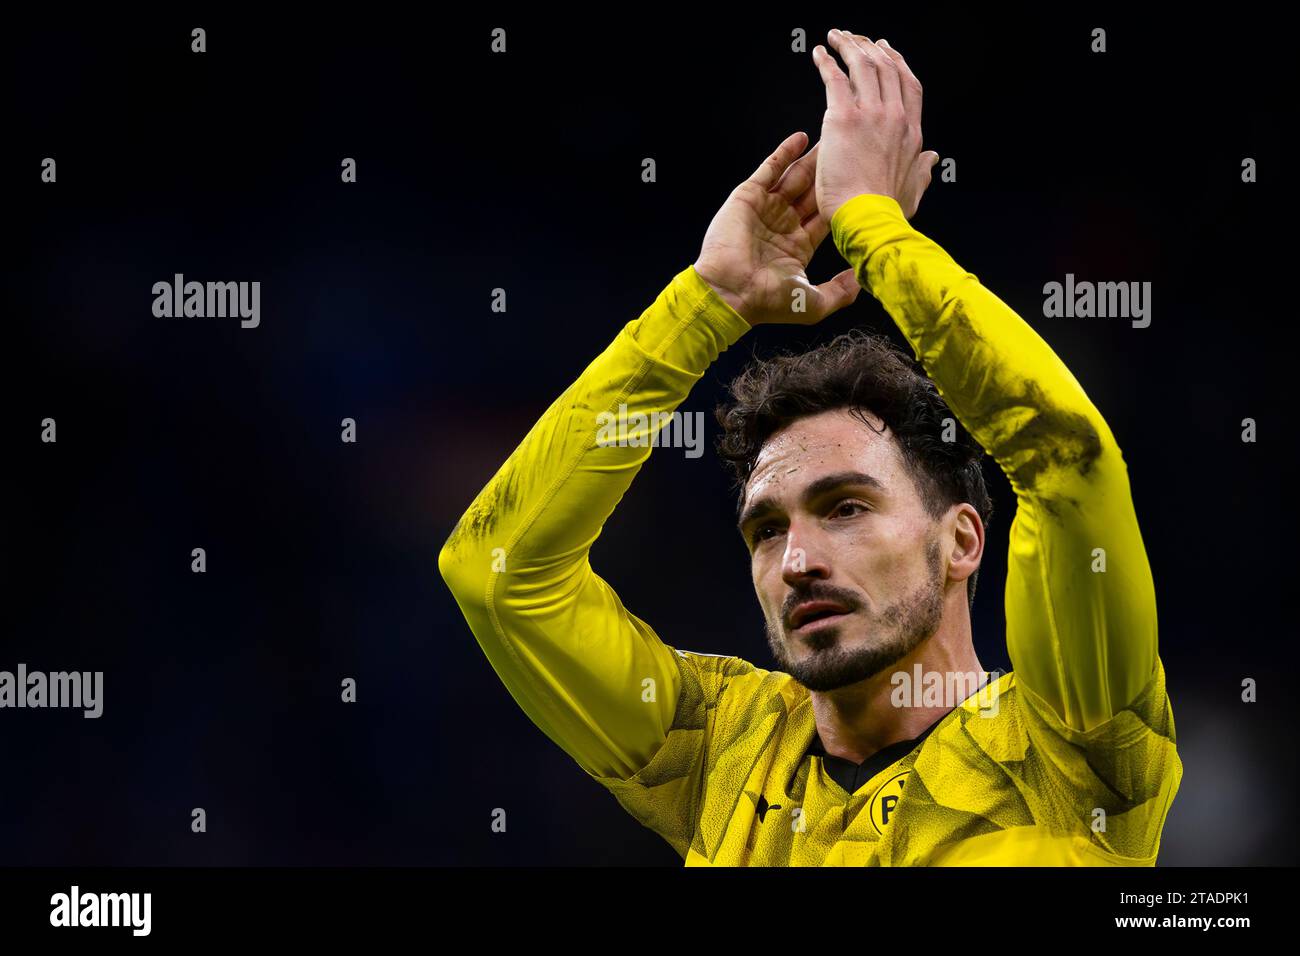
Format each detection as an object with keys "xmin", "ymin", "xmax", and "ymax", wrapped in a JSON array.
[
  {"xmin": 747, "ymin": 130, "xmax": 809, "ymax": 191},
  {"xmin": 812, "ymin": 44, "xmax": 854, "ymax": 112},
  {"xmin": 792, "ymin": 185, "xmax": 818, "ymax": 223},
  {"xmin": 801, "ymin": 208, "xmax": 829, "ymax": 249},
  {"xmin": 774, "ymin": 140, "xmax": 818, "ymax": 203},
  {"xmin": 862, "ymin": 36, "xmax": 904, "ymax": 110},
  {"xmin": 913, "ymin": 150, "xmax": 940, "ymax": 187},
  {"xmin": 876, "ymin": 39, "xmax": 923, "ymax": 129},
  {"xmin": 907, "ymin": 151, "xmax": 941, "ymax": 217},
  {"xmin": 827, "ymin": 28, "xmax": 881, "ymax": 108},
  {"xmin": 809, "ymin": 267, "xmax": 862, "ymax": 322}
]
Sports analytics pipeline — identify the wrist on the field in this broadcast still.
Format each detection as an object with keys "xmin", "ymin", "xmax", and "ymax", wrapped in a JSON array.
[
  {"xmin": 830, "ymin": 190, "xmax": 895, "ymax": 224},
  {"xmin": 691, "ymin": 262, "xmax": 751, "ymax": 323}
]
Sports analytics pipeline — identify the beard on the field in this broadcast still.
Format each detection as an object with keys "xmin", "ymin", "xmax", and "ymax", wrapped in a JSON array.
[{"xmin": 766, "ymin": 535, "xmax": 945, "ymax": 693}]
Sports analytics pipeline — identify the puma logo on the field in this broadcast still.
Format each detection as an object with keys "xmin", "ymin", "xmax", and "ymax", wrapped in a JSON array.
[{"xmin": 755, "ymin": 794, "xmax": 783, "ymax": 822}]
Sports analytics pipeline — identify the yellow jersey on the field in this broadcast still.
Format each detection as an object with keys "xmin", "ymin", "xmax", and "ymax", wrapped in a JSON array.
[{"xmin": 438, "ymin": 193, "xmax": 1182, "ymax": 866}]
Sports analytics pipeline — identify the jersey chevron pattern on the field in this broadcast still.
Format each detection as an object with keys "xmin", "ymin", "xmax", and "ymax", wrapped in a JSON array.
[{"xmin": 439, "ymin": 193, "xmax": 1182, "ymax": 866}]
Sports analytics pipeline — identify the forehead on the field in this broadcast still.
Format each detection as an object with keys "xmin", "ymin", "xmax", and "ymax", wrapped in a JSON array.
[{"xmin": 744, "ymin": 408, "xmax": 907, "ymax": 505}]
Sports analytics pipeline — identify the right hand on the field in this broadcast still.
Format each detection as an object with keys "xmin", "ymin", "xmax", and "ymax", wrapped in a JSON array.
[{"xmin": 694, "ymin": 131, "xmax": 862, "ymax": 328}]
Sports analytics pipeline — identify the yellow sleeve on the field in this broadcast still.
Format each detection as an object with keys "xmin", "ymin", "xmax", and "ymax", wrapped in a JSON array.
[
  {"xmin": 831, "ymin": 194, "xmax": 1159, "ymax": 735},
  {"xmin": 437, "ymin": 264, "xmax": 753, "ymax": 780}
]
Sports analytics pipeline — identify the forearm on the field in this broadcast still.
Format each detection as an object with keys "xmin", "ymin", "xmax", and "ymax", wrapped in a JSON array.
[
  {"xmin": 439, "ymin": 263, "xmax": 750, "ymax": 580},
  {"xmin": 831, "ymin": 193, "xmax": 1110, "ymax": 498}
]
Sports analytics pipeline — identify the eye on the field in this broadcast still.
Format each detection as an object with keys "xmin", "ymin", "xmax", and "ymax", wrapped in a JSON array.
[
  {"xmin": 831, "ymin": 500, "xmax": 869, "ymax": 519},
  {"xmin": 751, "ymin": 524, "xmax": 782, "ymax": 547}
]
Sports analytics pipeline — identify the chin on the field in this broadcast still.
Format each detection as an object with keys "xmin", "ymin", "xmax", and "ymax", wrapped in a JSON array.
[
  {"xmin": 783, "ymin": 628, "xmax": 898, "ymax": 692},
  {"xmin": 795, "ymin": 620, "xmax": 863, "ymax": 653}
]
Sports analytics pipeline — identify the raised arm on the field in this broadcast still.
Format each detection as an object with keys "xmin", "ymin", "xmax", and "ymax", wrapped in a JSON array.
[
  {"xmin": 437, "ymin": 264, "xmax": 748, "ymax": 780},
  {"xmin": 832, "ymin": 194, "xmax": 1157, "ymax": 732},
  {"xmin": 438, "ymin": 133, "xmax": 859, "ymax": 786},
  {"xmin": 815, "ymin": 31, "xmax": 1158, "ymax": 734}
]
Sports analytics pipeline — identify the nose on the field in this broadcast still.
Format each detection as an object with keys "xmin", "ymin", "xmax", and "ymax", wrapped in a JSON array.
[{"xmin": 780, "ymin": 522, "xmax": 830, "ymax": 585}]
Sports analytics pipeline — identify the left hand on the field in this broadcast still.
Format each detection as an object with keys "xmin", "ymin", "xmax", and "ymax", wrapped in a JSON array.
[{"xmin": 812, "ymin": 30, "xmax": 940, "ymax": 222}]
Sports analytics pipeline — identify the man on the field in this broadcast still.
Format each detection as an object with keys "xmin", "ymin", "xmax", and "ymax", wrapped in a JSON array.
[{"xmin": 439, "ymin": 29, "xmax": 1181, "ymax": 865}]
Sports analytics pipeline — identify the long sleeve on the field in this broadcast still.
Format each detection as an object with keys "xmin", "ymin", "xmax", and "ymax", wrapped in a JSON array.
[
  {"xmin": 831, "ymin": 194, "xmax": 1159, "ymax": 735},
  {"xmin": 437, "ymin": 264, "xmax": 753, "ymax": 781}
]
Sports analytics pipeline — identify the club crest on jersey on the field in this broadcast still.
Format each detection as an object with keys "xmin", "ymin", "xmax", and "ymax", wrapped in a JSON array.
[{"xmin": 869, "ymin": 771, "xmax": 910, "ymax": 834}]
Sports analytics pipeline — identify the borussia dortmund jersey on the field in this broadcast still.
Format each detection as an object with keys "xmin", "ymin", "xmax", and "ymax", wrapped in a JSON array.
[
  {"xmin": 438, "ymin": 193, "xmax": 1182, "ymax": 866},
  {"xmin": 600, "ymin": 651, "xmax": 1178, "ymax": 865}
]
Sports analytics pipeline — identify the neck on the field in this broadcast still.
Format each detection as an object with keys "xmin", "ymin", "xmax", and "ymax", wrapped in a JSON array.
[{"xmin": 809, "ymin": 605, "xmax": 983, "ymax": 765}]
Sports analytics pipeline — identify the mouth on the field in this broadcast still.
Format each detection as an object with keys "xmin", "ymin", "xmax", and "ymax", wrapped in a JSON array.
[{"xmin": 789, "ymin": 601, "xmax": 852, "ymax": 633}]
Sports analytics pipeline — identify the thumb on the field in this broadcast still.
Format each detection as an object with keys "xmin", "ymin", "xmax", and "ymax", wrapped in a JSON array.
[
  {"xmin": 906, "ymin": 151, "xmax": 941, "ymax": 218},
  {"xmin": 810, "ymin": 267, "xmax": 862, "ymax": 322},
  {"xmin": 913, "ymin": 150, "xmax": 940, "ymax": 181}
]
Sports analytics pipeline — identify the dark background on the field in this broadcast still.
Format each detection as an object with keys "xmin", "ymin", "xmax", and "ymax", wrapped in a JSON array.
[{"xmin": 4, "ymin": 8, "xmax": 1292, "ymax": 865}]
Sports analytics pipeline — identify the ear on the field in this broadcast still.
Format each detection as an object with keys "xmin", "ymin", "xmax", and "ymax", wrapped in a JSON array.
[{"xmin": 945, "ymin": 504, "xmax": 984, "ymax": 585}]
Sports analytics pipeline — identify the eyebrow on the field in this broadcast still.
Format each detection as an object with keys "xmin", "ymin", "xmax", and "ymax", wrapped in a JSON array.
[{"xmin": 737, "ymin": 469, "xmax": 887, "ymax": 536}]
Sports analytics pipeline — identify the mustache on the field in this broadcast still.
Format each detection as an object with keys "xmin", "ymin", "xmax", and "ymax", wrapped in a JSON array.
[{"xmin": 781, "ymin": 582, "xmax": 862, "ymax": 628}]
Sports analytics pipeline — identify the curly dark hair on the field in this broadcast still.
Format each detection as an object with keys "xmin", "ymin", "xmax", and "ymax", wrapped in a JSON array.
[{"xmin": 715, "ymin": 328, "xmax": 994, "ymax": 610}]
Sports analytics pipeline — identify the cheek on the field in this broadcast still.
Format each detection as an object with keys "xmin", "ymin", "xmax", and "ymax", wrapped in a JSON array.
[
  {"xmin": 847, "ymin": 521, "xmax": 914, "ymax": 585},
  {"xmin": 752, "ymin": 558, "xmax": 784, "ymax": 616}
]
